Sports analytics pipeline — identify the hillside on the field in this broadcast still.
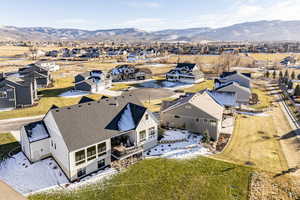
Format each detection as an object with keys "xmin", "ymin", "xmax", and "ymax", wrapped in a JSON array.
[{"xmin": 1, "ymin": 20, "xmax": 300, "ymax": 41}]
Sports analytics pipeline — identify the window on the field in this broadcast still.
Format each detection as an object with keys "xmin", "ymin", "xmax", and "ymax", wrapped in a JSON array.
[
  {"xmin": 51, "ymin": 140, "xmax": 53, "ymax": 147},
  {"xmin": 77, "ymin": 167, "xmax": 86, "ymax": 178},
  {"xmin": 54, "ymin": 143, "xmax": 56, "ymax": 150},
  {"xmin": 174, "ymin": 115, "xmax": 180, "ymax": 119},
  {"xmin": 87, "ymin": 146, "xmax": 96, "ymax": 161},
  {"xmin": 0, "ymin": 91, "xmax": 7, "ymax": 99},
  {"xmin": 98, "ymin": 159, "xmax": 105, "ymax": 169},
  {"xmin": 145, "ymin": 114, "xmax": 149, "ymax": 120},
  {"xmin": 97, "ymin": 142, "xmax": 106, "ymax": 157},
  {"xmin": 195, "ymin": 118, "xmax": 199, "ymax": 122},
  {"xmin": 149, "ymin": 127, "xmax": 156, "ymax": 139},
  {"xmin": 139, "ymin": 130, "xmax": 146, "ymax": 142},
  {"xmin": 210, "ymin": 120, "xmax": 217, "ymax": 126},
  {"xmin": 75, "ymin": 150, "xmax": 85, "ymax": 166}
]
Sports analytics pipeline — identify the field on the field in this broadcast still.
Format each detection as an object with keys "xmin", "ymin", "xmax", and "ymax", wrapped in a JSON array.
[
  {"xmin": 182, "ymin": 80, "xmax": 214, "ymax": 93},
  {"xmin": 30, "ymin": 157, "xmax": 252, "ymax": 200},
  {"xmin": 213, "ymin": 113, "xmax": 288, "ymax": 173}
]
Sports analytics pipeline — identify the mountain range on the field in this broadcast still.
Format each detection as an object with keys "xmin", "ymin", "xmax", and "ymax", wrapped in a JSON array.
[{"xmin": 1, "ymin": 20, "xmax": 300, "ymax": 42}]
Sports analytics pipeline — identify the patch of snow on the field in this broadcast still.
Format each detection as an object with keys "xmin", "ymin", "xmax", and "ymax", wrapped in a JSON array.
[
  {"xmin": 118, "ymin": 104, "xmax": 135, "ymax": 131},
  {"xmin": 28, "ymin": 123, "xmax": 49, "ymax": 142},
  {"xmin": 0, "ymin": 107, "xmax": 14, "ymax": 112},
  {"xmin": 0, "ymin": 153, "xmax": 69, "ymax": 195},
  {"xmin": 59, "ymin": 90, "xmax": 90, "ymax": 98},
  {"xmin": 237, "ymin": 111, "xmax": 269, "ymax": 117},
  {"xmin": 146, "ymin": 130, "xmax": 211, "ymax": 159}
]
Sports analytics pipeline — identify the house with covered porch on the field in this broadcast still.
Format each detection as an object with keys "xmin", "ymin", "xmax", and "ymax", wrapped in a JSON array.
[{"xmin": 20, "ymin": 94, "xmax": 158, "ymax": 181}]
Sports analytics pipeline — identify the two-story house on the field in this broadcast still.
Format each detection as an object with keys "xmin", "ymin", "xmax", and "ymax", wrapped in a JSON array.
[
  {"xmin": 74, "ymin": 70, "xmax": 112, "ymax": 93},
  {"xmin": 20, "ymin": 94, "xmax": 159, "ymax": 181},
  {"xmin": 166, "ymin": 63, "xmax": 204, "ymax": 83},
  {"xmin": 19, "ymin": 63, "xmax": 52, "ymax": 88}
]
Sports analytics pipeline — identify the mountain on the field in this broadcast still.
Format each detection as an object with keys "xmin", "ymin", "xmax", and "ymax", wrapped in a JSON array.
[{"xmin": 1, "ymin": 20, "xmax": 300, "ymax": 42}]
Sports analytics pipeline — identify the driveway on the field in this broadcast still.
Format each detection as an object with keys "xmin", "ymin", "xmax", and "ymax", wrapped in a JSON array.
[
  {"xmin": 0, "ymin": 181, "xmax": 27, "ymax": 200},
  {"xmin": 0, "ymin": 115, "xmax": 43, "ymax": 133},
  {"xmin": 125, "ymin": 88, "xmax": 176, "ymax": 101}
]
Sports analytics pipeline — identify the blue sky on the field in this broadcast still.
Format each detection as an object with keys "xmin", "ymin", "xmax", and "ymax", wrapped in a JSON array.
[{"xmin": 0, "ymin": 0, "xmax": 299, "ymax": 31}]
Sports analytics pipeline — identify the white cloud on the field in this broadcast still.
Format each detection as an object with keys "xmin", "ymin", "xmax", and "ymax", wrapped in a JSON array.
[{"xmin": 173, "ymin": 0, "xmax": 300, "ymax": 29}]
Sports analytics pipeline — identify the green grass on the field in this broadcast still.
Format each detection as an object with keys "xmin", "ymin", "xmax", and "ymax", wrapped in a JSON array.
[
  {"xmin": 182, "ymin": 80, "xmax": 214, "ymax": 93},
  {"xmin": 0, "ymin": 77, "xmax": 102, "ymax": 120},
  {"xmin": 0, "ymin": 133, "xmax": 20, "ymax": 162},
  {"xmin": 30, "ymin": 157, "xmax": 252, "ymax": 200}
]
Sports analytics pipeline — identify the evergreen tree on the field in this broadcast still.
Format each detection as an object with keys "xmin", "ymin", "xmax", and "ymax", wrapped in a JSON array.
[
  {"xmin": 291, "ymin": 71, "xmax": 296, "ymax": 80},
  {"xmin": 288, "ymin": 80, "xmax": 293, "ymax": 90},
  {"xmin": 265, "ymin": 70, "xmax": 270, "ymax": 78},
  {"xmin": 284, "ymin": 70, "xmax": 289, "ymax": 78},
  {"xmin": 272, "ymin": 70, "xmax": 276, "ymax": 79},
  {"xmin": 279, "ymin": 71, "xmax": 283, "ymax": 79},
  {"xmin": 295, "ymin": 85, "xmax": 300, "ymax": 96}
]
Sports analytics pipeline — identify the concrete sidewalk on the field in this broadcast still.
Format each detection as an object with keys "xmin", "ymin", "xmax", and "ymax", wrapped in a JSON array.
[{"xmin": 0, "ymin": 181, "xmax": 27, "ymax": 200}]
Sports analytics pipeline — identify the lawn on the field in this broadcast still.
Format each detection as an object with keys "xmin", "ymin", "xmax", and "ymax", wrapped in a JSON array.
[
  {"xmin": 249, "ymin": 88, "xmax": 272, "ymax": 110},
  {"xmin": 30, "ymin": 157, "xmax": 252, "ymax": 200},
  {"xmin": 182, "ymin": 80, "xmax": 214, "ymax": 93},
  {"xmin": 213, "ymin": 114, "xmax": 288, "ymax": 173},
  {"xmin": 0, "ymin": 133, "xmax": 20, "ymax": 162},
  {"xmin": 0, "ymin": 77, "xmax": 102, "ymax": 120},
  {"xmin": 143, "ymin": 97, "xmax": 177, "ymax": 112}
]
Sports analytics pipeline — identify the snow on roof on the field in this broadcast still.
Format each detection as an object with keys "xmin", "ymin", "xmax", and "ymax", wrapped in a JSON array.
[
  {"xmin": 27, "ymin": 122, "xmax": 49, "ymax": 143},
  {"xmin": 117, "ymin": 104, "xmax": 136, "ymax": 131},
  {"xmin": 208, "ymin": 91, "xmax": 237, "ymax": 107}
]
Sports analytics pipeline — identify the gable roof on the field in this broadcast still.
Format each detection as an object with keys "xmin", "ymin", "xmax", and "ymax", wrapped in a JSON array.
[
  {"xmin": 48, "ymin": 94, "xmax": 149, "ymax": 151},
  {"xmin": 161, "ymin": 91, "xmax": 224, "ymax": 120},
  {"xmin": 220, "ymin": 71, "xmax": 251, "ymax": 79},
  {"xmin": 176, "ymin": 63, "xmax": 197, "ymax": 70},
  {"xmin": 215, "ymin": 81, "xmax": 251, "ymax": 93},
  {"xmin": 79, "ymin": 96, "xmax": 95, "ymax": 104}
]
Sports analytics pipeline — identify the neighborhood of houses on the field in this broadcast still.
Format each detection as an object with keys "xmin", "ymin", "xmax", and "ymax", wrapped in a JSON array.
[{"xmin": 0, "ymin": 60, "xmax": 259, "ymax": 195}]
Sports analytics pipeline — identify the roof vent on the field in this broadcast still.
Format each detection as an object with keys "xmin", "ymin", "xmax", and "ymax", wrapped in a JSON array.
[
  {"xmin": 67, "ymin": 107, "xmax": 71, "ymax": 110},
  {"xmin": 88, "ymin": 103, "xmax": 91, "ymax": 105}
]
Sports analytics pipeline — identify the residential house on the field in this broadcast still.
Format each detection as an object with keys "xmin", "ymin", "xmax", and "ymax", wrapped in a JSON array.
[
  {"xmin": 0, "ymin": 73, "xmax": 37, "ymax": 109},
  {"xmin": 109, "ymin": 65, "xmax": 152, "ymax": 82},
  {"xmin": 214, "ymin": 81, "xmax": 251, "ymax": 105},
  {"xmin": 20, "ymin": 94, "xmax": 159, "ymax": 181},
  {"xmin": 214, "ymin": 71, "xmax": 252, "ymax": 105},
  {"xmin": 74, "ymin": 70, "xmax": 112, "ymax": 93},
  {"xmin": 19, "ymin": 64, "xmax": 52, "ymax": 88},
  {"xmin": 166, "ymin": 63, "xmax": 204, "ymax": 84},
  {"xmin": 160, "ymin": 91, "xmax": 224, "ymax": 141},
  {"xmin": 219, "ymin": 71, "xmax": 251, "ymax": 88}
]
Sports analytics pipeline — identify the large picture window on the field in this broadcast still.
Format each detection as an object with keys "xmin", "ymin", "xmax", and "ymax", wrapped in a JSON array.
[
  {"xmin": 97, "ymin": 142, "xmax": 106, "ymax": 157},
  {"xmin": 75, "ymin": 150, "xmax": 85, "ymax": 166},
  {"xmin": 139, "ymin": 130, "xmax": 146, "ymax": 142},
  {"xmin": 87, "ymin": 146, "xmax": 96, "ymax": 161}
]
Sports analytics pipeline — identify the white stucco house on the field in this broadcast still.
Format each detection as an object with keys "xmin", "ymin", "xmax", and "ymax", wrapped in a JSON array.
[{"xmin": 20, "ymin": 94, "xmax": 159, "ymax": 181}]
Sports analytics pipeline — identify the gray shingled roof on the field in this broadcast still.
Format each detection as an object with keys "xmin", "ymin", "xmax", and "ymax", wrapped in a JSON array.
[{"xmin": 49, "ymin": 94, "xmax": 147, "ymax": 151}]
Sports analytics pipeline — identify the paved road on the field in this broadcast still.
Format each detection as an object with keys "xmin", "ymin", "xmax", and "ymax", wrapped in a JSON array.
[{"xmin": 0, "ymin": 115, "xmax": 43, "ymax": 133}]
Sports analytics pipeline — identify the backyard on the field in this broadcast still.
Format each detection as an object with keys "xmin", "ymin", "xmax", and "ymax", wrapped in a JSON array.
[
  {"xmin": 213, "ymin": 113, "xmax": 288, "ymax": 173},
  {"xmin": 30, "ymin": 157, "xmax": 252, "ymax": 200}
]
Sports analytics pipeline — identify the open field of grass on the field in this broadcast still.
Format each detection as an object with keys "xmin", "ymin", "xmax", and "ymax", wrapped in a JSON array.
[
  {"xmin": 182, "ymin": 80, "xmax": 214, "ymax": 93},
  {"xmin": 213, "ymin": 114, "xmax": 288, "ymax": 173},
  {"xmin": 0, "ymin": 133, "xmax": 20, "ymax": 162},
  {"xmin": 246, "ymin": 53, "xmax": 299, "ymax": 62},
  {"xmin": 30, "ymin": 157, "xmax": 252, "ymax": 200},
  {"xmin": 250, "ymin": 88, "xmax": 272, "ymax": 110}
]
